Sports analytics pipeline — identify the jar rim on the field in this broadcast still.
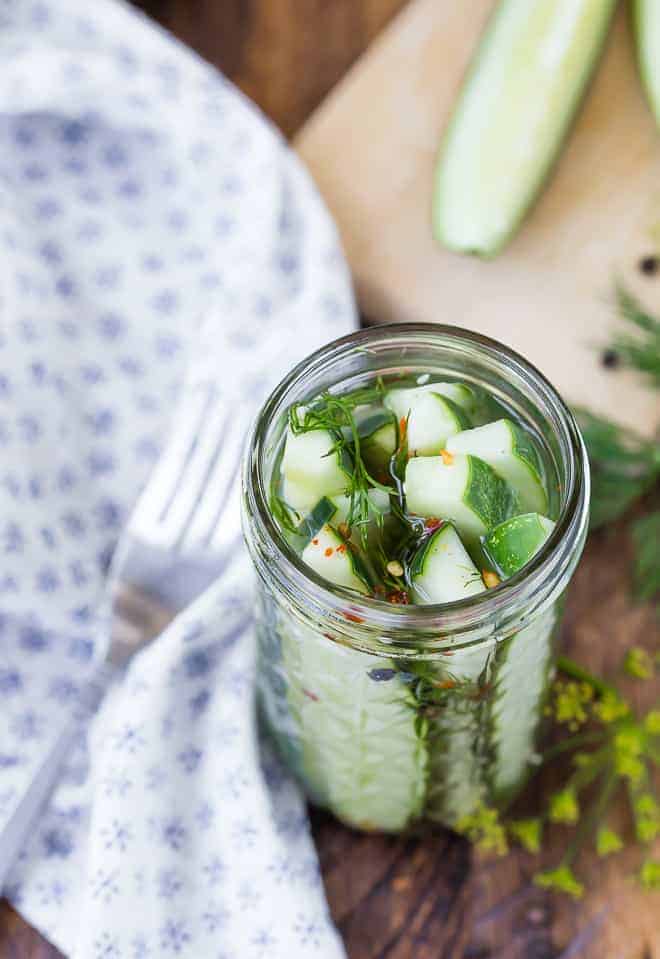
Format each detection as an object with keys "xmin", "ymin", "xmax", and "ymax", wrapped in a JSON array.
[{"xmin": 242, "ymin": 323, "xmax": 590, "ymax": 649}]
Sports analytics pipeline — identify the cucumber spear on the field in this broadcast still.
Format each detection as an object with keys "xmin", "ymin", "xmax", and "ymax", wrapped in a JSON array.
[
  {"xmin": 433, "ymin": 0, "xmax": 618, "ymax": 257},
  {"xmin": 634, "ymin": 0, "xmax": 660, "ymax": 127}
]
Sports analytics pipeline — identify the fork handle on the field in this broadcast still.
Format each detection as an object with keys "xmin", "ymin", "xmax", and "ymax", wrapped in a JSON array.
[{"xmin": 0, "ymin": 661, "xmax": 116, "ymax": 891}]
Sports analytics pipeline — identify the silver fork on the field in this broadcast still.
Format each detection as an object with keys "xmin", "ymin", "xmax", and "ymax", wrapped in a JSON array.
[{"xmin": 0, "ymin": 378, "xmax": 254, "ymax": 885}]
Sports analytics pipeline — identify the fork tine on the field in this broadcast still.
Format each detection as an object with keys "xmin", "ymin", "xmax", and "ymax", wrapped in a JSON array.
[
  {"xmin": 160, "ymin": 402, "xmax": 232, "ymax": 544},
  {"xmin": 129, "ymin": 384, "xmax": 215, "ymax": 543},
  {"xmin": 208, "ymin": 476, "xmax": 243, "ymax": 550},
  {"xmin": 176, "ymin": 414, "xmax": 242, "ymax": 549},
  {"xmin": 179, "ymin": 412, "xmax": 246, "ymax": 548}
]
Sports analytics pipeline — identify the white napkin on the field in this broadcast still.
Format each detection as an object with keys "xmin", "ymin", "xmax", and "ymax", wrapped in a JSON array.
[{"xmin": 0, "ymin": 1, "xmax": 357, "ymax": 955}]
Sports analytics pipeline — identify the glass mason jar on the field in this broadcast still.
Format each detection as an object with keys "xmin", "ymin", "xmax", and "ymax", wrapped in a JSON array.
[{"xmin": 242, "ymin": 324, "xmax": 590, "ymax": 833}]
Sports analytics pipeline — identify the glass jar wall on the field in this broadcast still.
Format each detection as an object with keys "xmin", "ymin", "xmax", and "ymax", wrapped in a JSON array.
[{"xmin": 242, "ymin": 325, "xmax": 590, "ymax": 832}]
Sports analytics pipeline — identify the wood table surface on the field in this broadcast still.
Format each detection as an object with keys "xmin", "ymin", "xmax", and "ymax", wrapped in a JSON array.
[{"xmin": 1, "ymin": 2, "xmax": 658, "ymax": 957}]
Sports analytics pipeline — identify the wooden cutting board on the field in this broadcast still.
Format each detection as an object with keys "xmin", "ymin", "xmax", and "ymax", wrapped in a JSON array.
[{"xmin": 295, "ymin": 0, "xmax": 660, "ymax": 437}]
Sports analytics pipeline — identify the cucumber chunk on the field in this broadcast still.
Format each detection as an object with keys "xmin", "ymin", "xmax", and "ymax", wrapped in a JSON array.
[
  {"xmin": 424, "ymin": 642, "xmax": 496, "ymax": 825},
  {"xmin": 282, "ymin": 427, "xmax": 350, "ymax": 502},
  {"xmin": 635, "ymin": 0, "xmax": 660, "ymax": 127},
  {"xmin": 489, "ymin": 607, "xmax": 556, "ymax": 799},
  {"xmin": 281, "ymin": 477, "xmax": 322, "ymax": 515},
  {"xmin": 446, "ymin": 419, "xmax": 547, "ymax": 513},
  {"xmin": 301, "ymin": 525, "xmax": 370, "ymax": 594},
  {"xmin": 283, "ymin": 627, "xmax": 428, "ymax": 831},
  {"xmin": 482, "ymin": 512, "xmax": 556, "ymax": 578},
  {"xmin": 433, "ymin": 0, "xmax": 617, "ymax": 255},
  {"xmin": 410, "ymin": 523, "xmax": 485, "ymax": 604},
  {"xmin": 358, "ymin": 411, "xmax": 397, "ymax": 474},
  {"xmin": 404, "ymin": 453, "xmax": 518, "ymax": 547},
  {"xmin": 296, "ymin": 497, "xmax": 338, "ymax": 545},
  {"xmin": 385, "ymin": 385, "xmax": 470, "ymax": 455},
  {"xmin": 327, "ymin": 488, "xmax": 391, "ymax": 528}
]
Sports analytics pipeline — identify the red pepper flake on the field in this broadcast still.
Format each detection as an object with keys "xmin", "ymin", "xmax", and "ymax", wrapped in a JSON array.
[
  {"xmin": 324, "ymin": 547, "xmax": 333, "ymax": 557},
  {"xmin": 337, "ymin": 522, "xmax": 351, "ymax": 539},
  {"xmin": 433, "ymin": 679, "xmax": 457, "ymax": 690},
  {"xmin": 342, "ymin": 610, "xmax": 364, "ymax": 623},
  {"xmin": 482, "ymin": 570, "xmax": 500, "ymax": 589},
  {"xmin": 440, "ymin": 449, "xmax": 454, "ymax": 466},
  {"xmin": 336, "ymin": 544, "xmax": 347, "ymax": 554},
  {"xmin": 386, "ymin": 589, "xmax": 410, "ymax": 605},
  {"xmin": 399, "ymin": 416, "xmax": 408, "ymax": 438},
  {"xmin": 425, "ymin": 517, "xmax": 442, "ymax": 531},
  {"xmin": 373, "ymin": 584, "xmax": 386, "ymax": 596},
  {"xmin": 312, "ymin": 538, "xmax": 319, "ymax": 545},
  {"xmin": 302, "ymin": 688, "xmax": 319, "ymax": 702}
]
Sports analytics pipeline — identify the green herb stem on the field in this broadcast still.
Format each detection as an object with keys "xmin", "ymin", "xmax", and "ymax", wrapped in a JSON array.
[
  {"xmin": 556, "ymin": 656, "xmax": 619, "ymax": 699},
  {"xmin": 541, "ymin": 730, "xmax": 607, "ymax": 763},
  {"xmin": 563, "ymin": 769, "xmax": 618, "ymax": 867}
]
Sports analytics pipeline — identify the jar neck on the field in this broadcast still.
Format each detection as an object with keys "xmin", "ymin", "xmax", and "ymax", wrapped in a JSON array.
[{"xmin": 242, "ymin": 324, "xmax": 590, "ymax": 656}]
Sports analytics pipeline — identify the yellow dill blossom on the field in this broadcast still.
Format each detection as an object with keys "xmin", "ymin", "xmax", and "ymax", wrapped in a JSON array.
[
  {"xmin": 613, "ymin": 727, "xmax": 645, "ymax": 782},
  {"xmin": 644, "ymin": 709, "xmax": 660, "ymax": 736},
  {"xmin": 508, "ymin": 818, "xmax": 542, "ymax": 854},
  {"xmin": 596, "ymin": 827, "xmax": 623, "ymax": 857},
  {"xmin": 534, "ymin": 865, "xmax": 584, "ymax": 899},
  {"xmin": 624, "ymin": 647, "xmax": 654, "ymax": 680},
  {"xmin": 633, "ymin": 793, "xmax": 660, "ymax": 844},
  {"xmin": 549, "ymin": 788, "xmax": 579, "ymax": 825},
  {"xmin": 639, "ymin": 860, "xmax": 660, "ymax": 891},
  {"xmin": 456, "ymin": 803, "xmax": 508, "ymax": 856},
  {"xmin": 552, "ymin": 681, "xmax": 593, "ymax": 730},
  {"xmin": 592, "ymin": 691, "xmax": 629, "ymax": 724}
]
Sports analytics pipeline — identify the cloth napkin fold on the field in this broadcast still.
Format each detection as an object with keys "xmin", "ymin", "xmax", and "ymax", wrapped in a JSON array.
[{"xmin": 0, "ymin": 1, "xmax": 356, "ymax": 955}]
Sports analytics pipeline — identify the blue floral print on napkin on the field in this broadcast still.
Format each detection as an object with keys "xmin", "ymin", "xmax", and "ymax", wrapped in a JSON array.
[{"xmin": 0, "ymin": 1, "xmax": 355, "ymax": 955}]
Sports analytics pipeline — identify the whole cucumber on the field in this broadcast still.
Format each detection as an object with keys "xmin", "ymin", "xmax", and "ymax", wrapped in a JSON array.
[
  {"xmin": 433, "ymin": 0, "xmax": 618, "ymax": 257},
  {"xmin": 634, "ymin": 0, "xmax": 660, "ymax": 127}
]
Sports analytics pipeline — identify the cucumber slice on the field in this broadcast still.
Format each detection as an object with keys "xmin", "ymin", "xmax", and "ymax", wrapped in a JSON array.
[
  {"xmin": 482, "ymin": 512, "xmax": 555, "ymax": 578},
  {"xmin": 301, "ymin": 524, "xmax": 370, "ymax": 594},
  {"xmin": 319, "ymin": 488, "xmax": 391, "ymax": 529},
  {"xmin": 635, "ymin": 0, "xmax": 660, "ymax": 126},
  {"xmin": 410, "ymin": 523, "xmax": 486, "ymax": 604},
  {"xmin": 358, "ymin": 411, "xmax": 397, "ymax": 474},
  {"xmin": 489, "ymin": 607, "xmax": 556, "ymax": 799},
  {"xmin": 433, "ymin": 0, "xmax": 617, "ymax": 255},
  {"xmin": 385, "ymin": 386, "xmax": 470, "ymax": 455},
  {"xmin": 296, "ymin": 497, "xmax": 338, "ymax": 545},
  {"xmin": 281, "ymin": 477, "xmax": 321, "ymax": 515},
  {"xmin": 404, "ymin": 453, "xmax": 518, "ymax": 547},
  {"xmin": 446, "ymin": 419, "xmax": 547, "ymax": 513},
  {"xmin": 423, "ymin": 642, "xmax": 496, "ymax": 825},
  {"xmin": 410, "ymin": 381, "xmax": 481, "ymax": 418},
  {"xmin": 284, "ymin": 627, "xmax": 428, "ymax": 831},
  {"xmin": 282, "ymin": 426, "xmax": 350, "ymax": 501}
]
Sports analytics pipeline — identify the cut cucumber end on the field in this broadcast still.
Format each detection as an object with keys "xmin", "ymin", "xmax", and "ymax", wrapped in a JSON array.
[
  {"xmin": 282, "ymin": 426, "xmax": 351, "ymax": 498},
  {"xmin": 433, "ymin": 0, "xmax": 618, "ymax": 256},
  {"xmin": 410, "ymin": 523, "xmax": 486, "ymax": 604},
  {"xmin": 446, "ymin": 419, "xmax": 547, "ymax": 514},
  {"xmin": 482, "ymin": 512, "xmax": 556, "ymax": 578},
  {"xmin": 385, "ymin": 386, "xmax": 470, "ymax": 455},
  {"xmin": 634, "ymin": 0, "xmax": 660, "ymax": 127},
  {"xmin": 404, "ymin": 453, "xmax": 518, "ymax": 547},
  {"xmin": 301, "ymin": 525, "xmax": 370, "ymax": 594}
]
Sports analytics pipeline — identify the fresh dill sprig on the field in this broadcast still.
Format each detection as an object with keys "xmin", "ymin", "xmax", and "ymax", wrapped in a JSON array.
[
  {"xmin": 574, "ymin": 408, "xmax": 659, "ymax": 530},
  {"xmin": 575, "ymin": 285, "xmax": 660, "ymax": 602},
  {"xmin": 456, "ymin": 651, "xmax": 660, "ymax": 897},
  {"xmin": 288, "ymin": 382, "xmax": 393, "ymax": 547},
  {"xmin": 613, "ymin": 286, "xmax": 660, "ymax": 387},
  {"xmin": 270, "ymin": 488, "xmax": 300, "ymax": 536},
  {"xmin": 632, "ymin": 510, "xmax": 660, "ymax": 602}
]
